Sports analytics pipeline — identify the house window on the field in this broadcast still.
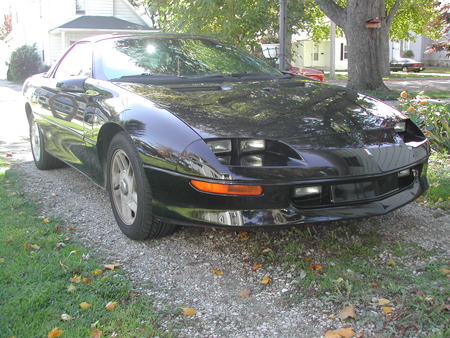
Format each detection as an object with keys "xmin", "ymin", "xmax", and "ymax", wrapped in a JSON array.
[
  {"xmin": 340, "ymin": 43, "xmax": 348, "ymax": 61},
  {"xmin": 76, "ymin": 0, "xmax": 86, "ymax": 14},
  {"xmin": 313, "ymin": 45, "xmax": 319, "ymax": 61}
]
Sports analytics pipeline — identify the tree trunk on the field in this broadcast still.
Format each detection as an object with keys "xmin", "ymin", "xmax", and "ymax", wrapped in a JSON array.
[{"xmin": 315, "ymin": 0, "xmax": 389, "ymax": 91}]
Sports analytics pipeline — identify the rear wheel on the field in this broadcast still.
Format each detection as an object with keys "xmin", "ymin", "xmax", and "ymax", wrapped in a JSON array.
[
  {"xmin": 29, "ymin": 118, "xmax": 64, "ymax": 170},
  {"xmin": 107, "ymin": 132, "xmax": 177, "ymax": 239}
]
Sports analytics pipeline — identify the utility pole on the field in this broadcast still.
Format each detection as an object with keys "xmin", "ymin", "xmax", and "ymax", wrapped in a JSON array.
[
  {"xmin": 279, "ymin": 0, "xmax": 288, "ymax": 71},
  {"xmin": 330, "ymin": 21, "xmax": 336, "ymax": 80}
]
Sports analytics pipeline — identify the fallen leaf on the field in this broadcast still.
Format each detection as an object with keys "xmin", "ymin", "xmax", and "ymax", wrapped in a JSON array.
[
  {"xmin": 67, "ymin": 284, "xmax": 76, "ymax": 292},
  {"xmin": 83, "ymin": 278, "xmax": 93, "ymax": 284},
  {"xmin": 325, "ymin": 327, "xmax": 356, "ymax": 338},
  {"xmin": 262, "ymin": 248, "xmax": 272, "ymax": 253},
  {"xmin": 238, "ymin": 288, "xmax": 251, "ymax": 298},
  {"xmin": 91, "ymin": 329, "xmax": 103, "ymax": 338},
  {"xmin": 261, "ymin": 276, "xmax": 272, "ymax": 284},
  {"xmin": 80, "ymin": 302, "xmax": 92, "ymax": 309},
  {"xmin": 51, "ymin": 193, "xmax": 59, "ymax": 197},
  {"xmin": 47, "ymin": 327, "xmax": 64, "ymax": 338},
  {"xmin": 68, "ymin": 227, "xmax": 76, "ymax": 231},
  {"xmin": 304, "ymin": 257, "xmax": 312, "ymax": 261},
  {"xmin": 106, "ymin": 301, "xmax": 118, "ymax": 310},
  {"xmin": 382, "ymin": 307, "xmax": 393, "ymax": 314},
  {"xmin": 378, "ymin": 298, "xmax": 391, "ymax": 306},
  {"xmin": 6, "ymin": 153, "xmax": 13, "ymax": 157},
  {"xmin": 338, "ymin": 305, "xmax": 356, "ymax": 321},
  {"xmin": 93, "ymin": 269, "xmax": 103, "ymax": 275},
  {"xmin": 23, "ymin": 243, "xmax": 40, "ymax": 250},
  {"xmin": 55, "ymin": 225, "xmax": 62, "ymax": 232},
  {"xmin": 238, "ymin": 232, "xmax": 248, "ymax": 237},
  {"xmin": 104, "ymin": 263, "xmax": 122, "ymax": 270},
  {"xmin": 242, "ymin": 258, "xmax": 251, "ymax": 263},
  {"xmin": 251, "ymin": 264, "xmax": 262, "ymax": 271},
  {"xmin": 71, "ymin": 275, "xmax": 82, "ymax": 283},
  {"xmin": 388, "ymin": 258, "xmax": 397, "ymax": 266},
  {"xmin": 61, "ymin": 314, "xmax": 73, "ymax": 321},
  {"xmin": 439, "ymin": 268, "xmax": 450, "ymax": 275},
  {"xmin": 370, "ymin": 283, "xmax": 378, "ymax": 287},
  {"xmin": 181, "ymin": 307, "xmax": 197, "ymax": 316},
  {"xmin": 0, "ymin": 258, "xmax": 4, "ymax": 263},
  {"xmin": 212, "ymin": 269, "xmax": 224, "ymax": 275},
  {"xmin": 335, "ymin": 277, "xmax": 344, "ymax": 283},
  {"xmin": 310, "ymin": 264, "xmax": 323, "ymax": 270},
  {"xmin": 43, "ymin": 218, "xmax": 50, "ymax": 223},
  {"xmin": 70, "ymin": 250, "xmax": 78, "ymax": 255}
]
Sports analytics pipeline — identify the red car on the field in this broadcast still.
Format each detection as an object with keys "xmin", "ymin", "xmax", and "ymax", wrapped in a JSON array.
[{"xmin": 287, "ymin": 65, "xmax": 325, "ymax": 81}]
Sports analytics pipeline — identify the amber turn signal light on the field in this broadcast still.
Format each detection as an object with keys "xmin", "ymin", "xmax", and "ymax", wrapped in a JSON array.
[{"xmin": 191, "ymin": 180, "xmax": 263, "ymax": 196}]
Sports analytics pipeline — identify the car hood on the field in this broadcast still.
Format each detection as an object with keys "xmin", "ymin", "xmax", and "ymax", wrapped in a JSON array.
[{"xmin": 117, "ymin": 78, "xmax": 405, "ymax": 142}]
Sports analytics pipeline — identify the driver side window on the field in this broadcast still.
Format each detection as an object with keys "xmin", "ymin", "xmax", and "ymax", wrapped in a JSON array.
[{"xmin": 54, "ymin": 42, "xmax": 92, "ymax": 78}]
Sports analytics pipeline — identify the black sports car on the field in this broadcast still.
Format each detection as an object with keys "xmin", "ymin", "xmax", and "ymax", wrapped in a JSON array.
[{"xmin": 23, "ymin": 33, "xmax": 429, "ymax": 239}]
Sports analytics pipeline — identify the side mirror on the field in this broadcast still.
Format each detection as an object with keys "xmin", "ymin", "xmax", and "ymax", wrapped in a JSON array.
[{"xmin": 56, "ymin": 77, "xmax": 88, "ymax": 93}]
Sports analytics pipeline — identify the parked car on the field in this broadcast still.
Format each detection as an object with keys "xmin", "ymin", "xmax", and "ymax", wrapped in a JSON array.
[
  {"xmin": 286, "ymin": 64, "xmax": 325, "ymax": 81},
  {"xmin": 23, "ymin": 33, "xmax": 429, "ymax": 240},
  {"xmin": 390, "ymin": 58, "xmax": 426, "ymax": 72}
]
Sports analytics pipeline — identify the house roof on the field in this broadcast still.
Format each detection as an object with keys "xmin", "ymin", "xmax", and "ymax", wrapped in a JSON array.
[{"xmin": 50, "ymin": 16, "xmax": 154, "ymax": 32}]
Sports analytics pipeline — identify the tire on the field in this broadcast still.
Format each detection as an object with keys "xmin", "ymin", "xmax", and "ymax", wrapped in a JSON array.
[
  {"xmin": 29, "ymin": 117, "xmax": 64, "ymax": 170},
  {"xmin": 106, "ymin": 132, "xmax": 177, "ymax": 239},
  {"xmin": 402, "ymin": 66, "xmax": 409, "ymax": 72}
]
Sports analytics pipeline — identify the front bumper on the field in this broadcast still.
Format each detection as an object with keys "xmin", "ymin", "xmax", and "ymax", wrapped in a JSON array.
[{"xmin": 145, "ymin": 163, "xmax": 428, "ymax": 229}]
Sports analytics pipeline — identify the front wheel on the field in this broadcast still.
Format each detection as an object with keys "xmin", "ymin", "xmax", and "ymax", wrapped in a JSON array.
[
  {"xmin": 29, "ymin": 117, "xmax": 64, "ymax": 170},
  {"xmin": 402, "ymin": 66, "xmax": 409, "ymax": 72},
  {"xmin": 107, "ymin": 132, "xmax": 177, "ymax": 239}
]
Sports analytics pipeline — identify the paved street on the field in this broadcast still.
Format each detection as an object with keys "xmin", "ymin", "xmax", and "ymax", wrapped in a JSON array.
[{"xmin": 0, "ymin": 80, "xmax": 31, "ymax": 162}]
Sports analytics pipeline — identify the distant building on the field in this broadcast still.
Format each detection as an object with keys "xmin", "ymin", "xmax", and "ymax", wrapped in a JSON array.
[{"xmin": 6, "ymin": 0, "xmax": 154, "ymax": 67}]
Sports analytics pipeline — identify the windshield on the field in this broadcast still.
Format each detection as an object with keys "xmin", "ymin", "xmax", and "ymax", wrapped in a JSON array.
[{"xmin": 95, "ymin": 36, "xmax": 282, "ymax": 80}]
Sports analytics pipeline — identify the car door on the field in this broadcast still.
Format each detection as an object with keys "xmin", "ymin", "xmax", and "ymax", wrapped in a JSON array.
[{"xmin": 37, "ymin": 42, "xmax": 94, "ymax": 174}]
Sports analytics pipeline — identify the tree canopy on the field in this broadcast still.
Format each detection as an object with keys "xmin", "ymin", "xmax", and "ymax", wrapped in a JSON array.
[{"xmin": 141, "ymin": 0, "xmax": 443, "ymax": 90}]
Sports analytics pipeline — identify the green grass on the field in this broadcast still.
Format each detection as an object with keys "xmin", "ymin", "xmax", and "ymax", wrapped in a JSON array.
[
  {"xmin": 422, "ymin": 152, "xmax": 450, "ymax": 210},
  {"xmin": 242, "ymin": 223, "xmax": 450, "ymax": 336},
  {"xmin": 0, "ymin": 158, "xmax": 168, "ymax": 337}
]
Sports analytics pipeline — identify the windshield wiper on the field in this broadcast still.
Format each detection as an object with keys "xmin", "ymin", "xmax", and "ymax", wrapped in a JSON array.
[{"xmin": 110, "ymin": 73, "xmax": 185, "ymax": 82}]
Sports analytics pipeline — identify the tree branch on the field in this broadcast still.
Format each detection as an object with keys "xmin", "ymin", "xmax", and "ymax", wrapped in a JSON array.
[
  {"xmin": 385, "ymin": 0, "xmax": 401, "ymax": 27},
  {"xmin": 314, "ymin": 0, "xmax": 346, "ymax": 28}
]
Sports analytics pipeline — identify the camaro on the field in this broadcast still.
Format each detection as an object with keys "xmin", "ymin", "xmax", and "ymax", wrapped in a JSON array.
[{"xmin": 23, "ymin": 33, "xmax": 429, "ymax": 240}]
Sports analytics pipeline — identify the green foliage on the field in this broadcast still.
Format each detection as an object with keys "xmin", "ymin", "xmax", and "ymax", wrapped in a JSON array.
[
  {"xmin": 401, "ymin": 49, "xmax": 414, "ymax": 58},
  {"xmin": 397, "ymin": 92, "xmax": 450, "ymax": 153},
  {"xmin": 7, "ymin": 44, "xmax": 42, "ymax": 82}
]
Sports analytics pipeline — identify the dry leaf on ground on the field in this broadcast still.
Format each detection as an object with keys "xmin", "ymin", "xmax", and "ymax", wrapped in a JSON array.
[
  {"xmin": 104, "ymin": 263, "xmax": 123, "ymax": 270},
  {"xmin": 378, "ymin": 298, "xmax": 391, "ymax": 306},
  {"xmin": 238, "ymin": 288, "xmax": 251, "ymax": 298},
  {"xmin": 181, "ymin": 307, "xmax": 197, "ymax": 316},
  {"xmin": 338, "ymin": 305, "xmax": 356, "ymax": 321},
  {"xmin": 325, "ymin": 327, "xmax": 356, "ymax": 338},
  {"xmin": 91, "ymin": 329, "xmax": 103, "ymax": 338},
  {"xmin": 47, "ymin": 327, "xmax": 64, "ymax": 338},
  {"xmin": 80, "ymin": 302, "xmax": 92, "ymax": 309},
  {"xmin": 106, "ymin": 301, "xmax": 118, "ymax": 310},
  {"xmin": 261, "ymin": 276, "xmax": 272, "ymax": 284}
]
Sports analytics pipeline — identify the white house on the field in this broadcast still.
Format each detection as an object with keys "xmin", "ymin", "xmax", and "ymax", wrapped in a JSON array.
[{"xmin": 7, "ymin": 0, "xmax": 154, "ymax": 68}]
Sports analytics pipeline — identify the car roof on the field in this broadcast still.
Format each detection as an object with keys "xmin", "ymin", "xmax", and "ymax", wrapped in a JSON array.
[{"xmin": 77, "ymin": 33, "xmax": 220, "ymax": 44}]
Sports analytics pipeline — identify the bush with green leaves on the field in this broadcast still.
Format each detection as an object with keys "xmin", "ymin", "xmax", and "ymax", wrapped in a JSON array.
[
  {"xmin": 7, "ymin": 44, "xmax": 42, "ymax": 82},
  {"xmin": 400, "ymin": 49, "xmax": 415, "ymax": 58},
  {"xmin": 398, "ymin": 91, "xmax": 450, "ymax": 153}
]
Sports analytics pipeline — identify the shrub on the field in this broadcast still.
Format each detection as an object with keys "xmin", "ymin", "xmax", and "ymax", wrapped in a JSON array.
[
  {"xmin": 398, "ymin": 91, "xmax": 450, "ymax": 153},
  {"xmin": 401, "ymin": 49, "xmax": 414, "ymax": 58},
  {"xmin": 7, "ymin": 44, "xmax": 42, "ymax": 82}
]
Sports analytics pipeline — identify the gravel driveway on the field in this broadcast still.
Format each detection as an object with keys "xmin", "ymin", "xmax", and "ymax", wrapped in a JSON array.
[{"xmin": 1, "ymin": 80, "xmax": 449, "ymax": 337}]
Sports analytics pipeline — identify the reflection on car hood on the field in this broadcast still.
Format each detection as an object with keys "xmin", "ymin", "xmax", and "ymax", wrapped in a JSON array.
[{"xmin": 116, "ymin": 78, "xmax": 404, "ymax": 141}]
